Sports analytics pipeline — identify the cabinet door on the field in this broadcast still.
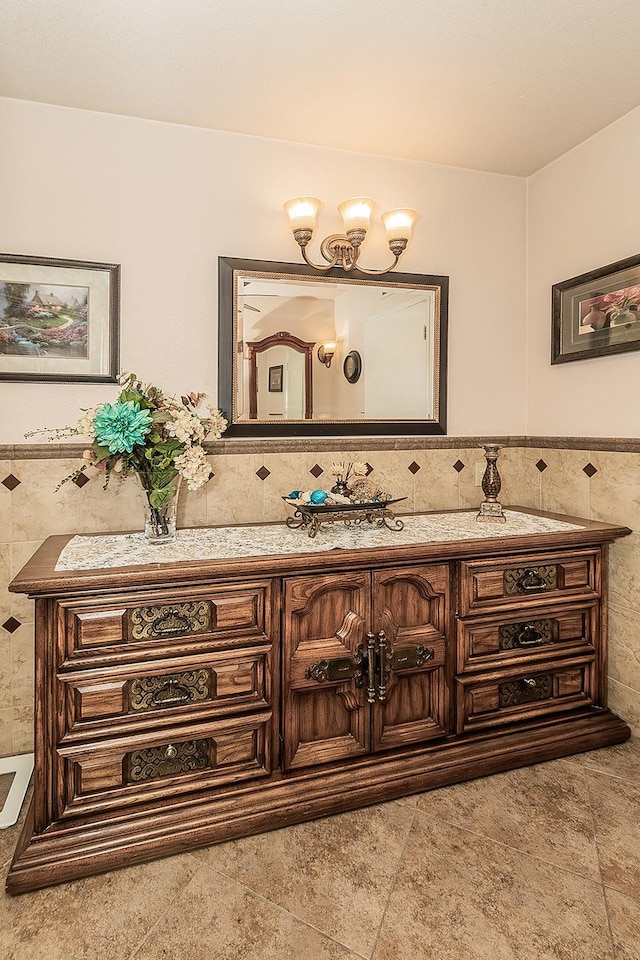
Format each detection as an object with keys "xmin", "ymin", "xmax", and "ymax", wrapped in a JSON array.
[
  {"xmin": 372, "ymin": 564, "xmax": 450, "ymax": 752},
  {"xmin": 282, "ymin": 572, "xmax": 370, "ymax": 770}
]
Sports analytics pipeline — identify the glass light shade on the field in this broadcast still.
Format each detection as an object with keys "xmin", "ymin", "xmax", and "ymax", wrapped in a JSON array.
[
  {"xmin": 284, "ymin": 197, "xmax": 321, "ymax": 232},
  {"xmin": 322, "ymin": 340, "xmax": 337, "ymax": 355},
  {"xmin": 381, "ymin": 208, "xmax": 418, "ymax": 241},
  {"xmin": 338, "ymin": 197, "xmax": 375, "ymax": 233}
]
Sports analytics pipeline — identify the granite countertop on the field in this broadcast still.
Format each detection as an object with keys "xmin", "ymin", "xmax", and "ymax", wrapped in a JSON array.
[{"xmin": 55, "ymin": 510, "xmax": 584, "ymax": 572}]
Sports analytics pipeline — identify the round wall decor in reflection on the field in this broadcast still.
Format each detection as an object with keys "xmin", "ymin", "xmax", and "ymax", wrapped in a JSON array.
[{"xmin": 343, "ymin": 350, "xmax": 362, "ymax": 384}]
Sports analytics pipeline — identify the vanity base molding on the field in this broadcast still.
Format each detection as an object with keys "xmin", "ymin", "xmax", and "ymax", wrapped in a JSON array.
[
  {"xmin": 7, "ymin": 710, "xmax": 628, "ymax": 895},
  {"xmin": 6, "ymin": 508, "xmax": 632, "ymax": 894}
]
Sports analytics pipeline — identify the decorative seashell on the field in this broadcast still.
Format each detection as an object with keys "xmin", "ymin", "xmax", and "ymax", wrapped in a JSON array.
[{"xmin": 310, "ymin": 490, "xmax": 328, "ymax": 504}]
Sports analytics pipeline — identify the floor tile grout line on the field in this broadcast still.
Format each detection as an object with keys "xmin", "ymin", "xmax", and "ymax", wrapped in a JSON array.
[
  {"xmin": 192, "ymin": 857, "xmax": 370, "ymax": 959},
  {"xmin": 368, "ymin": 805, "xmax": 418, "ymax": 960},
  {"xmin": 125, "ymin": 860, "xmax": 207, "ymax": 960},
  {"xmin": 583, "ymin": 769, "xmax": 618, "ymax": 960},
  {"xmin": 410, "ymin": 805, "xmax": 604, "ymax": 888},
  {"xmin": 560, "ymin": 757, "xmax": 639, "ymax": 786}
]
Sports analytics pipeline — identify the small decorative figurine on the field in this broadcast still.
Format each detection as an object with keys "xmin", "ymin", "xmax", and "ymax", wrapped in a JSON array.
[{"xmin": 476, "ymin": 444, "xmax": 506, "ymax": 522}]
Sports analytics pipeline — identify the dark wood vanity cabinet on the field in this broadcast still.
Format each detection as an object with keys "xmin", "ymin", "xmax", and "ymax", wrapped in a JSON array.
[{"xmin": 6, "ymin": 509, "xmax": 632, "ymax": 894}]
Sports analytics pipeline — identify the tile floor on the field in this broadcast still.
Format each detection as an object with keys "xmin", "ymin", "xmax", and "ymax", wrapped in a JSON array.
[{"xmin": 0, "ymin": 739, "xmax": 638, "ymax": 960}]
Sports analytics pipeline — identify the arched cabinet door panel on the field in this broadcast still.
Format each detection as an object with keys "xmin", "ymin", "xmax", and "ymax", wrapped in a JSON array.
[{"xmin": 281, "ymin": 564, "xmax": 452, "ymax": 770}]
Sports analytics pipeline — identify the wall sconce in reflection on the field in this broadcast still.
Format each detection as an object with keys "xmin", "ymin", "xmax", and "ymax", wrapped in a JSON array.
[
  {"xmin": 317, "ymin": 341, "xmax": 336, "ymax": 368},
  {"xmin": 284, "ymin": 197, "xmax": 417, "ymax": 275}
]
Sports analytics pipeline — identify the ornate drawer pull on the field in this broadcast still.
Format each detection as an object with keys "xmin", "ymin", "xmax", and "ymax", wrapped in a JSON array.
[
  {"xmin": 521, "ymin": 677, "xmax": 537, "ymax": 688},
  {"xmin": 151, "ymin": 610, "xmax": 193, "ymax": 636},
  {"xmin": 128, "ymin": 670, "xmax": 211, "ymax": 712},
  {"xmin": 517, "ymin": 569, "xmax": 550, "ymax": 592},
  {"xmin": 126, "ymin": 738, "xmax": 211, "ymax": 783},
  {"xmin": 514, "ymin": 624, "xmax": 544, "ymax": 648},
  {"xmin": 129, "ymin": 601, "xmax": 212, "ymax": 641}
]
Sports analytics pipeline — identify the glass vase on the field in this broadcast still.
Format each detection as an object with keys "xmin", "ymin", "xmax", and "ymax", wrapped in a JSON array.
[{"xmin": 142, "ymin": 476, "xmax": 182, "ymax": 543}]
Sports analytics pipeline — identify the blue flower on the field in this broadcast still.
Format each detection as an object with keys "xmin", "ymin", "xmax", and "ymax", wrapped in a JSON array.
[{"xmin": 93, "ymin": 401, "xmax": 153, "ymax": 454}]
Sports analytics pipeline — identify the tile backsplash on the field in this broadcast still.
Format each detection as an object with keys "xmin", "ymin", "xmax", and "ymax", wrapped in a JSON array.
[{"xmin": 1, "ymin": 441, "xmax": 638, "ymax": 756}]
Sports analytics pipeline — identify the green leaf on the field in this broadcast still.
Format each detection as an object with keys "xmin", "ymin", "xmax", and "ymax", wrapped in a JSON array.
[{"xmin": 149, "ymin": 484, "xmax": 178, "ymax": 509}]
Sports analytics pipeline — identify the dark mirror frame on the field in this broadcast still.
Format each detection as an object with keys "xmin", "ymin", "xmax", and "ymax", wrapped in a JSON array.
[{"xmin": 218, "ymin": 256, "xmax": 449, "ymax": 437}]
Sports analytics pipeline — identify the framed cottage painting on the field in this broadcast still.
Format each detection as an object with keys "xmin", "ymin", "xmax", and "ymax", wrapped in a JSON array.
[
  {"xmin": 552, "ymin": 252, "xmax": 640, "ymax": 364},
  {"xmin": 0, "ymin": 253, "xmax": 119, "ymax": 382}
]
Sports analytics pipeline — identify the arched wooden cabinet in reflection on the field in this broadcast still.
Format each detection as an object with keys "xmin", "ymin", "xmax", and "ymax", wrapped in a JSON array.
[{"xmin": 247, "ymin": 331, "xmax": 314, "ymax": 420}]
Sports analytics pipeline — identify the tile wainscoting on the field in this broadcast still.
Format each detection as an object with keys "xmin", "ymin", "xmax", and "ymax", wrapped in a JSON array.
[{"xmin": 1, "ymin": 439, "xmax": 639, "ymax": 755}]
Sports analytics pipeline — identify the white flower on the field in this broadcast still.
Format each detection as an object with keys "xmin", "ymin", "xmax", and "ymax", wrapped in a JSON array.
[
  {"xmin": 206, "ymin": 406, "xmax": 228, "ymax": 440},
  {"xmin": 174, "ymin": 445, "xmax": 212, "ymax": 491},
  {"xmin": 77, "ymin": 405, "xmax": 100, "ymax": 439},
  {"xmin": 167, "ymin": 409, "xmax": 207, "ymax": 444}
]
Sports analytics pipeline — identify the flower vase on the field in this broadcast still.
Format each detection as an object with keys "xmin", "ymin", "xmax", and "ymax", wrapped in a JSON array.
[
  {"xmin": 142, "ymin": 476, "xmax": 182, "ymax": 543},
  {"xmin": 331, "ymin": 477, "xmax": 351, "ymax": 497}
]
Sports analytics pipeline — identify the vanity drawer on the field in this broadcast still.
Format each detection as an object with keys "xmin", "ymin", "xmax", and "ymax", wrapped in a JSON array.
[
  {"xmin": 458, "ymin": 549, "xmax": 599, "ymax": 617},
  {"xmin": 60, "ymin": 580, "xmax": 274, "ymax": 664},
  {"xmin": 455, "ymin": 656, "xmax": 596, "ymax": 733},
  {"xmin": 58, "ymin": 643, "xmax": 274, "ymax": 740},
  {"xmin": 55, "ymin": 710, "xmax": 272, "ymax": 819},
  {"xmin": 456, "ymin": 602, "xmax": 598, "ymax": 673}
]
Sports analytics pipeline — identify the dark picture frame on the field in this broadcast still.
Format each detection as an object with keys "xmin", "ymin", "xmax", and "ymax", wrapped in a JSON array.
[
  {"xmin": 552, "ymin": 252, "xmax": 640, "ymax": 364},
  {"xmin": 268, "ymin": 364, "xmax": 283, "ymax": 392},
  {"xmin": 0, "ymin": 253, "xmax": 120, "ymax": 382}
]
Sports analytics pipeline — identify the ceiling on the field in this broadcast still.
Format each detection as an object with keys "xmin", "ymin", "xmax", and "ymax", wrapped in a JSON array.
[{"xmin": 2, "ymin": 0, "xmax": 640, "ymax": 176}]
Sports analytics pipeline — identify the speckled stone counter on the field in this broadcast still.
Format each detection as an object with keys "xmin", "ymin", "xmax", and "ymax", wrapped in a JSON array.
[{"xmin": 56, "ymin": 509, "xmax": 584, "ymax": 571}]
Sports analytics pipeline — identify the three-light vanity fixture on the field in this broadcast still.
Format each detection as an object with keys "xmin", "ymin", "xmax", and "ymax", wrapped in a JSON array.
[{"xmin": 284, "ymin": 196, "xmax": 417, "ymax": 275}]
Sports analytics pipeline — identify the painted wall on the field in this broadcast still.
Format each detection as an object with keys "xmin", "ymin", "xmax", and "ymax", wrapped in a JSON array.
[
  {"xmin": 527, "ymin": 104, "xmax": 640, "ymax": 438},
  {"xmin": 0, "ymin": 96, "xmax": 527, "ymax": 441},
  {"xmin": 526, "ymin": 104, "xmax": 640, "ymax": 739}
]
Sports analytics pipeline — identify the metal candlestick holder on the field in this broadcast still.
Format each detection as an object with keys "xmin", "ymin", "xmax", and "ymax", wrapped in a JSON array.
[{"xmin": 476, "ymin": 444, "xmax": 506, "ymax": 522}]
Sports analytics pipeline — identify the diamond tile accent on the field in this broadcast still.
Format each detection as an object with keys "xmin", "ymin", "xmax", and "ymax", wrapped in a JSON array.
[
  {"xmin": 309, "ymin": 464, "xmax": 324, "ymax": 479},
  {"xmin": 408, "ymin": 461, "xmax": 421, "ymax": 475},
  {"xmin": 256, "ymin": 466, "xmax": 271, "ymax": 481},
  {"xmin": 73, "ymin": 472, "xmax": 91, "ymax": 488},
  {"xmin": 365, "ymin": 463, "xmax": 373, "ymax": 476},
  {"xmin": 536, "ymin": 459, "xmax": 548, "ymax": 473},
  {"xmin": 583, "ymin": 462, "xmax": 598, "ymax": 478},
  {"xmin": 2, "ymin": 616, "xmax": 21, "ymax": 634},
  {"xmin": 2, "ymin": 473, "xmax": 21, "ymax": 491},
  {"xmin": 453, "ymin": 460, "xmax": 465, "ymax": 473}
]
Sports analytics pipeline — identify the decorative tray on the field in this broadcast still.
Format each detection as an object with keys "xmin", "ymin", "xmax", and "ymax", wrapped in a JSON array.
[{"xmin": 282, "ymin": 496, "xmax": 407, "ymax": 538}]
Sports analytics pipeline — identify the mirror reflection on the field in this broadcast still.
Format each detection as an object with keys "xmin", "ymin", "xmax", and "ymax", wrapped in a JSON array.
[{"xmin": 218, "ymin": 258, "xmax": 448, "ymax": 437}]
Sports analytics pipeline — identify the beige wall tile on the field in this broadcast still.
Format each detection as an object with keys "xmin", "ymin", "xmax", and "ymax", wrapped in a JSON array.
[
  {"xmin": 412, "ymin": 449, "xmax": 460, "ymax": 512},
  {"xmin": 539, "ymin": 447, "xmax": 590, "ymax": 518},
  {"xmin": 608, "ymin": 534, "xmax": 640, "ymax": 614},
  {"xmin": 11, "ymin": 622, "xmax": 34, "ymax": 710},
  {"xmin": 0, "ymin": 543, "xmax": 10, "ymax": 625},
  {"xmin": 11, "ymin": 697, "xmax": 34, "ymax": 754},
  {"xmin": 608, "ymin": 678, "xmax": 640, "ymax": 735},
  {"xmin": 0, "ymin": 461, "xmax": 11, "ymax": 544},
  {"xmin": 0, "ymin": 708, "xmax": 12, "ymax": 756},
  {"xmin": 177, "ymin": 485, "xmax": 207, "ymax": 529},
  {"xmin": 608, "ymin": 604, "xmax": 640, "ymax": 695},
  {"xmin": 10, "ymin": 540, "xmax": 41, "ymax": 623},
  {"xmin": 457, "ymin": 446, "xmax": 487, "ymax": 509},
  {"xmin": 262, "ymin": 452, "xmax": 322, "ymax": 523},
  {"xmin": 502, "ymin": 446, "xmax": 542, "ymax": 510},
  {"xmin": 206, "ymin": 453, "xmax": 266, "ymax": 526},
  {"xmin": 0, "ymin": 630, "xmax": 12, "ymax": 710},
  {"xmin": 10, "ymin": 458, "xmax": 144, "ymax": 541},
  {"xmin": 589, "ymin": 451, "xmax": 640, "ymax": 527}
]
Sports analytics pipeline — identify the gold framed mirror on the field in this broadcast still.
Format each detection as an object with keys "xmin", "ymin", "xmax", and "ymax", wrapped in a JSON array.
[{"xmin": 218, "ymin": 257, "xmax": 448, "ymax": 437}]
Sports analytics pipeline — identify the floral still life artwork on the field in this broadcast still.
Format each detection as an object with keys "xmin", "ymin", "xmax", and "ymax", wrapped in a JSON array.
[
  {"xmin": 552, "ymin": 252, "xmax": 640, "ymax": 364},
  {"xmin": 29, "ymin": 373, "xmax": 227, "ymax": 542}
]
